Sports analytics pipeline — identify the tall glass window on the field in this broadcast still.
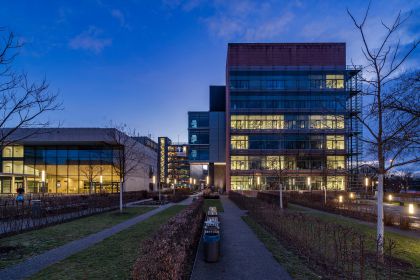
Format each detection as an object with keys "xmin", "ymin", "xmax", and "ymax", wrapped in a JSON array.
[
  {"xmin": 326, "ymin": 135, "xmax": 345, "ymax": 150},
  {"xmin": 231, "ymin": 135, "xmax": 249, "ymax": 149}
]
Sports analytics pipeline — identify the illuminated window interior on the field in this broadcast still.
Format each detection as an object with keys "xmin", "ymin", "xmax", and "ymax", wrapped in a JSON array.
[
  {"xmin": 265, "ymin": 156, "xmax": 284, "ymax": 170},
  {"xmin": 327, "ymin": 176, "xmax": 345, "ymax": 190},
  {"xmin": 310, "ymin": 115, "xmax": 344, "ymax": 129},
  {"xmin": 231, "ymin": 156, "xmax": 248, "ymax": 170},
  {"xmin": 327, "ymin": 156, "xmax": 345, "ymax": 169},
  {"xmin": 231, "ymin": 135, "xmax": 249, "ymax": 149},
  {"xmin": 326, "ymin": 74, "xmax": 344, "ymax": 89},
  {"xmin": 231, "ymin": 115, "xmax": 284, "ymax": 130},
  {"xmin": 326, "ymin": 135, "xmax": 345, "ymax": 150}
]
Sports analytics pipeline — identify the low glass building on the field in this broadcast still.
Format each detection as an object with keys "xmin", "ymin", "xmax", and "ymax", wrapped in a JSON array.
[{"xmin": 0, "ymin": 128, "xmax": 158, "ymax": 194}]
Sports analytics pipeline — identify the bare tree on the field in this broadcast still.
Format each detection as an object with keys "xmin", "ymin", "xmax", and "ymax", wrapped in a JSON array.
[
  {"xmin": 347, "ymin": 2, "xmax": 419, "ymax": 256},
  {"xmin": 265, "ymin": 156, "xmax": 287, "ymax": 209},
  {"xmin": 0, "ymin": 29, "xmax": 61, "ymax": 147},
  {"xmin": 107, "ymin": 124, "xmax": 146, "ymax": 213},
  {"xmin": 80, "ymin": 164, "xmax": 103, "ymax": 194}
]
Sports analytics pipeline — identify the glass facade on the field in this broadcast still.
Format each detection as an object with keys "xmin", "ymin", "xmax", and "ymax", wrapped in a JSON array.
[
  {"xmin": 0, "ymin": 145, "xmax": 121, "ymax": 194},
  {"xmin": 228, "ymin": 67, "xmax": 358, "ymax": 191},
  {"xmin": 188, "ymin": 112, "xmax": 210, "ymax": 162}
]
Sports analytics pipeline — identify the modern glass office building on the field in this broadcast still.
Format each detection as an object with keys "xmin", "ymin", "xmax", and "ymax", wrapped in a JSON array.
[
  {"xmin": 226, "ymin": 43, "xmax": 361, "ymax": 192},
  {"xmin": 188, "ymin": 86, "xmax": 226, "ymax": 189},
  {"xmin": 158, "ymin": 137, "xmax": 190, "ymax": 187},
  {"xmin": 0, "ymin": 128, "xmax": 158, "ymax": 194}
]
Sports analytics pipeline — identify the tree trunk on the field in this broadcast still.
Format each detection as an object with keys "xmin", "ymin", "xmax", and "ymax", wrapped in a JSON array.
[
  {"xmin": 279, "ymin": 183, "xmax": 283, "ymax": 209},
  {"xmin": 119, "ymin": 179, "xmax": 123, "ymax": 213},
  {"xmin": 377, "ymin": 173, "xmax": 385, "ymax": 257}
]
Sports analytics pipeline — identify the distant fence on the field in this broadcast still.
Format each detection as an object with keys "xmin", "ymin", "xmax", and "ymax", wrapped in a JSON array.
[
  {"xmin": 229, "ymin": 192, "xmax": 408, "ymax": 279},
  {"xmin": 0, "ymin": 191, "xmax": 148, "ymax": 237}
]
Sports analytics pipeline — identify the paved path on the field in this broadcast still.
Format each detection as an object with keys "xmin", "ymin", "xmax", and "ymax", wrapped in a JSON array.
[
  {"xmin": 191, "ymin": 196, "xmax": 291, "ymax": 280},
  {"xmin": 0, "ymin": 203, "xmax": 176, "ymax": 280}
]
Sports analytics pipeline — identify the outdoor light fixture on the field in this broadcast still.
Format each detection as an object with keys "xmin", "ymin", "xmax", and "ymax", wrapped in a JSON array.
[
  {"xmin": 388, "ymin": 194, "xmax": 393, "ymax": 201},
  {"xmin": 206, "ymin": 176, "xmax": 209, "ymax": 185},
  {"xmin": 408, "ymin": 203, "xmax": 414, "ymax": 215},
  {"xmin": 100, "ymin": 175, "xmax": 103, "ymax": 184},
  {"xmin": 365, "ymin": 177, "xmax": 369, "ymax": 187},
  {"xmin": 41, "ymin": 170, "xmax": 46, "ymax": 182},
  {"xmin": 193, "ymin": 178, "xmax": 196, "ymax": 185},
  {"xmin": 257, "ymin": 176, "xmax": 261, "ymax": 185},
  {"xmin": 349, "ymin": 193, "xmax": 354, "ymax": 199},
  {"xmin": 189, "ymin": 177, "xmax": 192, "ymax": 184},
  {"xmin": 339, "ymin": 195, "xmax": 343, "ymax": 203},
  {"xmin": 152, "ymin": 175, "xmax": 156, "ymax": 184}
]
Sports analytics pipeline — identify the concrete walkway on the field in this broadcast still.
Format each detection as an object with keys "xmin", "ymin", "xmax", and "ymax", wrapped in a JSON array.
[
  {"xmin": 191, "ymin": 196, "xmax": 291, "ymax": 280},
  {"xmin": 0, "ymin": 203, "xmax": 177, "ymax": 280}
]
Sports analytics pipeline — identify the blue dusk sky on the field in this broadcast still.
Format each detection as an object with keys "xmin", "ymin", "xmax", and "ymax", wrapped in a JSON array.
[{"xmin": 1, "ymin": 0, "xmax": 418, "ymax": 142}]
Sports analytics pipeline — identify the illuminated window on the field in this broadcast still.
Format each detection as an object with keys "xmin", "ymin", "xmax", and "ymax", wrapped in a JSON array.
[
  {"xmin": 327, "ymin": 156, "xmax": 345, "ymax": 169},
  {"xmin": 231, "ymin": 135, "xmax": 249, "ymax": 149},
  {"xmin": 231, "ymin": 156, "xmax": 249, "ymax": 170},
  {"xmin": 326, "ymin": 135, "xmax": 345, "ymax": 150},
  {"xmin": 231, "ymin": 115, "xmax": 284, "ymax": 130},
  {"xmin": 327, "ymin": 176, "xmax": 345, "ymax": 190},
  {"xmin": 326, "ymin": 74, "xmax": 344, "ymax": 89},
  {"xmin": 265, "ymin": 156, "xmax": 284, "ymax": 170},
  {"xmin": 231, "ymin": 176, "xmax": 253, "ymax": 190},
  {"xmin": 2, "ymin": 147, "xmax": 12, "ymax": 158},
  {"xmin": 13, "ymin": 146, "xmax": 24, "ymax": 157},
  {"xmin": 310, "ymin": 115, "xmax": 344, "ymax": 129},
  {"xmin": 2, "ymin": 161, "xmax": 13, "ymax": 173}
]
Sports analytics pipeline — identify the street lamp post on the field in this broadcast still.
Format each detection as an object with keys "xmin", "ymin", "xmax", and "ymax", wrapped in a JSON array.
[{"xmin": 307, "ymin": 177, "xmax": 311, "ymax": 191}]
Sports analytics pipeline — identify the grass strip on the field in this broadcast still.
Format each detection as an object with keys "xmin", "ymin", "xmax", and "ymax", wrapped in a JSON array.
[
  {"xmin": 242, "ymin": 215, "xmax": 321, "ymax": 280},
  {"xmin": 30, "ymin": 205, "xmax": 186, "ymax": 280},
  {"xmin": 0, "ymin": 207, "xmax": 154, "ymax": 269}
]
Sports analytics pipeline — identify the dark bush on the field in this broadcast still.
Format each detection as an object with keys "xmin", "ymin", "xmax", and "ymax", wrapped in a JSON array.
[
  {"xmin": 399, "ymin": 215, "xmax": 411, "ymax": 230},
  {"xmin": 256, "ymin": 192, "xmax": 288, "ymax": 208},
  {"xmin": 132, "ymin": 198, "xmax": 204, "ymax": 280},
  {"xmin": 0, "ymin": 190, "xmax": 149, "ymax": 236}
]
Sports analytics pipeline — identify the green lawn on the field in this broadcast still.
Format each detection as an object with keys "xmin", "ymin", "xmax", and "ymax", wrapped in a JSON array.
[
  {"xmin": 0, "ymin": 207, "xmax": 154, "ymax": 269},
  {"xmin": 243, "ymin": 216, "xmax": 321, "ymax": 280},
  {"xmin": 30, "ymin": 205, "xmax": 186, "ymax": 280},
  {"xmin": 288, "ymin": 203, "xmax": 420, "ymax": 278},
  {"xmin": 203, "ymin": 199, "xmax": 224, "ymax": 213}
]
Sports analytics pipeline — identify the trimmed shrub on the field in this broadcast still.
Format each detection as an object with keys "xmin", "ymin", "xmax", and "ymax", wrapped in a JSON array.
[
  {"xmin": 132, "ymin": 198, "xmax": 204, "ymax": 280},
  {"xmin": 256, "ymin": 192, "xmax": 288, "ymax": 208}
]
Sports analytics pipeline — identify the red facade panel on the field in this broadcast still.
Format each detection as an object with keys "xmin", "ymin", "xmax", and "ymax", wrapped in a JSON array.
[{"xmin": 227, "ymin": 43, "xmax": 346, "ymax": 67}]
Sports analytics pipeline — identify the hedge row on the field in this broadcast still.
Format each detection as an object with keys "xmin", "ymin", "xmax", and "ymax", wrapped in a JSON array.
[
  {"xmin": 256, "ymin": 191, "xmax": 288, "ymax": 208},
  {"xmin": 0, "ymin": 191, "xmax": 149, "ymax": 236},
  {"xmin": 132, "ymin": 197, "xmax": 204, "ymax": 280}
]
